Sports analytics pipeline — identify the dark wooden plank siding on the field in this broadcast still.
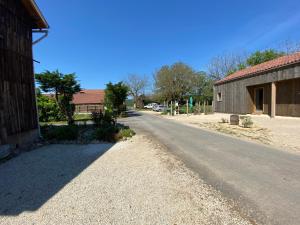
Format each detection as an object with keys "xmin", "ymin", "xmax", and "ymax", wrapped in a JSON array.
[
  {"xmin": 0, "ymin": 0, "xmax": 38, "ymax": 138},
  {"xmin": 276, "ymin": 78, "xmax": 300, "ymax": 117}
]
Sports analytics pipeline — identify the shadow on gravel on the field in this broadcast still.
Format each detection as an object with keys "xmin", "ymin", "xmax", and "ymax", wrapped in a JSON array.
[{"xmin": 0, "ymin": 143, "xmax": 114, "ymax": 216}]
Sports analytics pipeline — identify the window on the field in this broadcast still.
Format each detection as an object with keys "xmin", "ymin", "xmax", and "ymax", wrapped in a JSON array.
[{"xmin": 217, "ymin": 92, "xmax": 222, "ymax": 102}]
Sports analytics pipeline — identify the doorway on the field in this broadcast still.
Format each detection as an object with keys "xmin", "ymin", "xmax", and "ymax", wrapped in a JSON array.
[{"xmin": 255, "ymin": 88, "xmax": 264, "ymax": 112}]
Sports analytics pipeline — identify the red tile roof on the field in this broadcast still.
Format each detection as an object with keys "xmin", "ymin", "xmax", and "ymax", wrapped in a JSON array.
[
  {"xmin": 215, "ymin": 52, "xmax": 300, "ymax": 85},
  {"xmin": 72, "ymin": 90, "xmax": 105, "ymax": 105}
]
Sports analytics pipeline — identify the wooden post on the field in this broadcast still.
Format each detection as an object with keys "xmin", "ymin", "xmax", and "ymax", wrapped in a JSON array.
[
  {"xmin": 204, "ymin": 101, "xmax": 206, "ymax": 114},
  {"xmin": 171, "ymin": 101, "xmax": 173, "ymax": 116},
  {"xmin": 186, "ymin": 100, "xmax": 189, "ymax": 116},
  {"xmin": 271, "ymin": 82, "xmax": 276, "ymax": 118}
]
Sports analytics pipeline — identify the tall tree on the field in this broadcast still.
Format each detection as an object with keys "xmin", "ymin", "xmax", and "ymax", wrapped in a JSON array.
[
  {"xmin": 154, "ymin": 62, "xmax": 197, "ymax": 102},
  {"xmin": 246, "ymin": 50, "xmax": 285, "ymax": 66},
  {"xmin": 207, "ymin": 52, "xmax": 248, "ymax": 80},
  {"xmin": 36, "ymin": 70, "xmax": 81, "ymax": 125},
  {"xmin": 125, "ymin": 74, "xmax": 148, "ymax": 108},
  {"xmin": 105, "ymin": 82, "xmax": 129, "ymax": 115},
  {"xmin": 193, "ymin": 72, "xmax": 214, "ymax": 103}
]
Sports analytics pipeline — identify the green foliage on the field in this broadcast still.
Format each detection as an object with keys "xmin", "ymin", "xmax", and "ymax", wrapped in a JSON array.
[
  {"xmin": 95, "ymin": 123, "xmax": 135, "ymax": 142},
  {"xmin": 118, "ymin": 128, "xmax": 135, "ymax": 138},
  {"xmin": 242, "ymin": 116, "xmax": 254, "ymax": 128},
  {"xmin": 221, "ymin": 118, "xmax": 229, "ymax": 123},
  {"xmin": 193, "ymin": 72, "xmax": 214, "ymax": 102},
  {"xmin": 246, "ymin": 50, "xmax": 285, "ymax": 66},
  {"xmin": 74, "ymin": 114, "xmax": 92, "ymax": 121},
  {"xmin": 95, "ymin": 124, "xmax": 118, "ymax": 142},
  {"xmin": 37, "ymin": 92, "xmax": 65, "ymax": 122},
  {"xmin": 154, "ymin": 62, "xmax": 197, "ymax": 101},
  {"xmin": 91, "ymin": 111, "xmax": 115, "ymax": 127},
  {"xmin": 41, "ymin": 125, "xmax": 79, "ymax": 141},
  {"xmin": 36, "ymin": 70, "xmax": 81, "ymax": 125},
  {"xmin": 105, "ymin": 82, "xmax": 129, "ymax": 115}
]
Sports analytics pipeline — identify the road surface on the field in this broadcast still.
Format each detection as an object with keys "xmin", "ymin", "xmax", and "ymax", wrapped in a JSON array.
[{"xmin": 121, "ymin": 111, "xmax": 300, "ymax": 225}]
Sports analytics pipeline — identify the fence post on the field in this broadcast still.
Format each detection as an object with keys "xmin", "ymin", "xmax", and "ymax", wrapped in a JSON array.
[{"xmin": 186, "ymin": 100, "xmax": 188, "ymax": 116}]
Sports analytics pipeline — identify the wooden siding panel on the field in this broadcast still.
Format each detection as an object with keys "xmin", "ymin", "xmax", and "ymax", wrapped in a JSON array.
[{"xmin": 0, "ymin": 0, "xmax": 38, "ymax": 138}]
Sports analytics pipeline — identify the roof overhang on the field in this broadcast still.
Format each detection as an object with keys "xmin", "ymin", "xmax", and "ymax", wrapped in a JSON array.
[{"xmin": 21, "ymin": 0, "xmax": 49, "ymax": 29}]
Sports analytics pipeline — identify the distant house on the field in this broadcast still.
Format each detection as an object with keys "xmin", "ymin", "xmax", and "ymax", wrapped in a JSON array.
[
  {"xmin": 214, "ymin": 52, "xmax": 300, "ymax": 117},
  {"xmin": 73, "ymin": 90, "xmax": 105, "ymax": 113},
  {"xmin": 0, "ymin": 0, "xmax": 49, "ymax": 146}
]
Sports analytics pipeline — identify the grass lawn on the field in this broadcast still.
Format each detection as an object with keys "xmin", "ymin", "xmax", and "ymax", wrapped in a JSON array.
[{"xmin": 40, "ymin": 113, "xmax": 92, "ymax": 126}]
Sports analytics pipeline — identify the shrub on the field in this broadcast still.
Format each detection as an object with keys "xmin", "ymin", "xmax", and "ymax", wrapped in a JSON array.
[
  {"xmin": 119, "ymin": 128, "xmax": 135, "ymax": 138},
  {"xmin": 221, "ymin": 118, "xmax": 229, "ymax": 123},
  {"xmin": 242, "ymin": 116, "xmax": 253, "ymax": 128},
  {"xmin": 95, "ymin": 124, "xmax": 118, "ymax": 142},
  {"xmin": 41, "ymin": 125, "xmax": 79, "ymax": 141},
  {"xmin": 91, "ymin": 111, "xmax": 104, "ymax": 127},
  {"xmin": 37, "ymin": 95, "xmax": 65, "ymax": 122},
  {"xmin": 91, "ymin": 111, "xmax": 115, "ymax": 127},
  {"xmin": 95, "ymin": 124, "xmax": 135, "ymax": 142}
]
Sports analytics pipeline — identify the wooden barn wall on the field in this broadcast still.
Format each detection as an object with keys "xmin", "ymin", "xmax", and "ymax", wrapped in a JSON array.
[
  {"xmin": 0, "ymin": 0, "xmax": 38, "ymax": 139},
  {"xmin": 214, "ymin": 63, "xmax": 300, "ymax": 115},
  {"xmin": 246, "ymin": 83, "xmax": 271, "ymax": 115},
  {"xmin": 276, "ymin": 78, "xmax": 300, "ymax": 117}
]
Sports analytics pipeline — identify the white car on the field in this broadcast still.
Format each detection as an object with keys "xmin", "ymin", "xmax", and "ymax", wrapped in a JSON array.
[
  {"xmin": 153, "ymin": 105, "xmax": 168, "ymax": 112},
  {"xmin": 144, "ymin": 103, "xmax": 157, "ymax": 109}
]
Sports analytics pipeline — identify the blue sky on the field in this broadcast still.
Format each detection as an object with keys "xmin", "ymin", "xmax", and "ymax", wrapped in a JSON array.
[{"xmin": 34, "ymin": 0, "xmax": 300, "ymax": 89}]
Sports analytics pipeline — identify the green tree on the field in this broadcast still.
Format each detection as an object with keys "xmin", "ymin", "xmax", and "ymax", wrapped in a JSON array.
[
  {"xmin": 36, "ymin": 70, "xmax": 81, "ymax": 125},
  {"xmin": 192, "ymin": 72, "xmax": 214, "ymax": 103},
  {"xmin": 246, "ymin": 50, "xmax": 285, "ymax": 66},
  {"xmin": 105, "ymin": 82, "xmax": 129, "ymax": 115},
  {"xmin": 36, "ymin": 91, "xmax": 65, "ymax": 122},
  {"xmin": 154, "ymin": 62, "xmax": 197, "ymax": 102}
]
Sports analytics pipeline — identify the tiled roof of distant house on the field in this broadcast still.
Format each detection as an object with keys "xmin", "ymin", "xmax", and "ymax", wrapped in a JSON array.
[
  {"xmin": 215, "ymin": 52, "xmax": 300, "ymax": 85},
  {"xmin": 72, "ymin": 90, "xmax": 105, "ymax": 105}
]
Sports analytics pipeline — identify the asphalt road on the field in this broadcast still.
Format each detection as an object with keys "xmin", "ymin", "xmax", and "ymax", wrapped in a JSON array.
[{"xmin": 121, "ymin": 111, "xmax": 300, "ymax": 225}]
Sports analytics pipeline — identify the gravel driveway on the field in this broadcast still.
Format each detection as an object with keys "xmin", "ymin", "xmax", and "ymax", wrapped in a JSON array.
[{"xmin": 0, "ymin": 136, "xmax": 250, "ymax": 225}]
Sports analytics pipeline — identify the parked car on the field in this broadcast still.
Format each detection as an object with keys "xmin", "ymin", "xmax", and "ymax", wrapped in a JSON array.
[
  {"xmin": 153, "ymin": 105, "xmax": 168, "ymax": 112},
  {"xmin": 144, "ymin": 103, "xmax": 157, "ymax": 109}
]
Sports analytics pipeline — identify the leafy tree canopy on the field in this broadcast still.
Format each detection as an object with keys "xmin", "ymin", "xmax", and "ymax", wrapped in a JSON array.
[
  {"xmin": 246, "ymin": 50, "xmax": 285, "ymax": 66},
  {"xmin": 155, "ymin": 62, "xmax": 197, "ymax": 101},
  {"xmin": 36, "ymin": 70, "xmax": 81, "ymax": 125},
  {"xmin": 105, "ymin": 82, "xmax": 129, "ymax": 115}
]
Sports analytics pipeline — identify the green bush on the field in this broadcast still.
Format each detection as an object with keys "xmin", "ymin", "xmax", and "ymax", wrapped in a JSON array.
[
  {"xmin": 221, "ymin": 118, "xmax": 229, "ymax": 123},
  {"xmin": 119, "ymin": 128, "xmax": 135, "ymax": 138},
  {"xmin": 41, "ymin": 125, "xmax": 79, "ymax": 141},
  {"xmin": 95, "ymin": 124, "xmax": 118, "ymax": 142},
  {"xmin": 242, "ymin": 116, "xmax": 253, "ymax": 128},
  {"xmin": 91, "ymin": 111, "xmax": 104, "ymax": 127},
  {"xmin": 95, "ymin": 124, "xmax": 135, "ymax": 142},
  {"xmin": 37, "ymin": 95, "xmax": 65, "ymax": 122},
  {"xmin": 91, "ymin": 111, "xmax": 115, "ymax": 127}
]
